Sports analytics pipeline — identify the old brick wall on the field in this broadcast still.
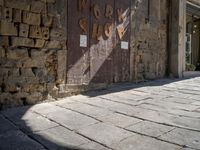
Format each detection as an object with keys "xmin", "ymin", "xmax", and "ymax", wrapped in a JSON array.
[
  {"xmin": 0, "ymin": 0, "xmax": 67, "ymax": 109},
  {"xmin": 131, "ymin": 0, "xmax": 168, "ymax": 81}
]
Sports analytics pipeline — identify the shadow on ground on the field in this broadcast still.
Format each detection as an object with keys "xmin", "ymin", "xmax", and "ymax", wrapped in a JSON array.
[{"xmin": 0, "ymin": 75, "xmax": 200, "ymax": 150}]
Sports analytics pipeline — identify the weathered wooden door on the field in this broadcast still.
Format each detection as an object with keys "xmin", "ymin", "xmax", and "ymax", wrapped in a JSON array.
[
  {"xmin": 89, "ymin": 0, "xmax": 115, "ymax": 83},
  {"xmin": 113, "ymin": 0, "xmax": 131, "ymax": 82},
  {"xmin": 67, "ymin": 0, "xmax": 90, "ymax": 84},
  {"xmin": 67, "ymin": 0, "xmax": 131, "ymax": 85}
]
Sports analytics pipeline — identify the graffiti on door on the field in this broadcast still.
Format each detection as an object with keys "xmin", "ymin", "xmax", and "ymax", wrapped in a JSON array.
[{"xmin": 67, "ymin": 0, "xmax": 131, "ymax": 84}]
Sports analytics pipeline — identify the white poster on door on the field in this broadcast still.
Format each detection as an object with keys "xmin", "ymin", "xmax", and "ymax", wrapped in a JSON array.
[
  {"xmin": 80, "ymin": 35, "xmax": 87, "ymax": 47},
  {"xmin": 121, "ymin": 41, "xmax": 129, "ymax": 50}
]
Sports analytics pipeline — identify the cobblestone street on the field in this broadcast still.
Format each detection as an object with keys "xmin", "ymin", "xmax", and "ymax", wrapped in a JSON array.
[{"xmin": 1, "ymin": 77, "xmax": 200, "ymax": 150}]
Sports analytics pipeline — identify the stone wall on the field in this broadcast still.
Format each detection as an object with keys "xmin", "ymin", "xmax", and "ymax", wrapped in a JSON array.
[
  {"xmin": 0, "ymin": 0, "xmax": 67, "ymax": 109},
  {"xmin": 131, "ymin": 0, "xmax": 168, "ymax": 81}
]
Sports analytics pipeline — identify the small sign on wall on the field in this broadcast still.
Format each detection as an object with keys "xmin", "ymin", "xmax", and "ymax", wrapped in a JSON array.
[
  {"xmin": 121, "ymin": 41, "xmax": 129, "ymax": 50},
  {"xmin": 80, "ymin": 35, "xmax": 87, "ymax": 47}
]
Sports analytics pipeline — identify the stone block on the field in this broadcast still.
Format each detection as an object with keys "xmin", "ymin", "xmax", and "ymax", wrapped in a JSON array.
[
  {"xmin": 0, "ymin": 68, "xmax": 8, "ymax": 79},
  {"xmin": 0, "ymin": 36, "xmax": 9, "ymax": 48},
  {"xmin": 0, "ymin": 0, "xmax": 3, "ymax": 6},
  {"xmin": 0, "ymin": 47, "xmax": 6, "ymax": 57},
  {"xmin": 29, "ymin": 25, "xmax": 43, "ymax": 39},
  {"xmin": 0, "ymin": 58, "xmax": 22, "ymax": 68},
  {"xmin": 22, "ymin": 57, "xmax": 45, "ymax": 68},
  {"xmin": 5, "ymin": 83, "xmax": 19, "ymax": 93},
  {"xmin": 0, "ymin": 21, "xmax": 18, "ymax": 36},
  {"xmin": 31, "ymin": 1, "xmax": 45, "ymax": 13},
  {"xmin": 57, "ymin": 50, "xmax": 67, "ymax": 84},
  {"xmin": 25, "ymin": 77, "xmax": 40, "ymax": 84},
  {"xmin": 42, "ymin": 27, "xmax": 50, "ymax": 40},
  {"xmin": 27, "ymin": 92, "xmax": 44, "ymax": 104},
  {"xmin": 2, "ymin": 7, "xmax": 12, "ymax": 22},
  {"xmin": 13, "ymin": 9, "xmax": 22, "ymax": 23},
  {"xmin": 11, "ymin": 37, "xmax": 34, "ymax": 47},
  {"xmin": 22, "ymin": 84, "xmax": 45, "ymax": 93},
  {"xmin": 5, "ymin": 0, "xmax": 30, "ymax": 11},
  {"xmin": 19, "ymin": 24, "xmax": 29, "ymax": 37},
  {"xmin": 42, "ymin": 15, "xmax": 53, "ymax": 27},
  {"xmin": 46, "ymin": 40, "xmax": 62, "ymax": 49},
  {"xmin": 23, "ymin": 49, "xmax": 47, "ymax": 68},
  {"xmin": 38, "ymin": 73, "xmax": 56, "ymax": 83},
  {"xmin": 50, "ymin": 28, "xmax": 66, "ymax": 40},
  {"xmin": 8, "ymin": 68, "xmax": 20, "ymax": 77},
  {"xmin": 6, "ymin": 76, "xmax": 26, "ymax": 85},
  {"xmin": 22, "ymin": 11, "xmax": 41, "ymax": 25},
  {"xmin": 0, "ymin": 93, "xmax": 22, "ymax": 109},
  {"xmin": 29, "ymin": 26, "xmax": 49, "ymax": 40},
  {"xmin": 35, "ymin": 39, "xmax": 45, "ymax": 48},
  {"xmin": 7, "ymin": 49, "xmax": 29, "ymax": 60},
  {"xmin": 21, "ymin": 68, "xmax": 35, "ymax": 77}
]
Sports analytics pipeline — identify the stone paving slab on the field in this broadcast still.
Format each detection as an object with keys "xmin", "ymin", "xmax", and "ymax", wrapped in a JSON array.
[
  {"xmin": 124, "ymin": 90, "xmax": 151, "ymax": 96},
  {"xmin": 1, "ymin": 77, "xmax": 200, "ymax": 150},
  {"xmin": 138, "ymin": 103, "xmax": 200, "ymax": 118},
  {"xmin": 46, "ymin": 107, "xmax": 99, "ymax": 130},
  {"xmin": 77, "ymin": 122, "xmax": 133, "ymax": 147},
  {"xmin": 142, "ymin": 100, "xmax": 200, "ymax": 111},
  {"xmin": 110, "ymin": 133, "xmax": 182, "ymax": 150},
  {"xmin": 31, "ymin": 126, "xmax": 90, "ymax": 150},
  {"xmin": 79, "ymin": 142, "xmax": 111, "ymax": 150},
  {"xmin": 100, "ymin": 92, "xmax": 150, "ymax": 102},
  {"xmin": 2, "ymin": 107, "xmax": 58, "ymax": 133},
  {"xmin": 100, "ymin": 94, "xmax": 152, "ymax": 106},
  {"xmin": 75, "ymin": 97, "xmax": 139, "ymax": 115},
  {"xmin": 0, "ymin": 130, "xmax": 44, "ymax": 150},
  {"xmin": 0, "ymin": 114, "xmax": 17, "ymax": 133},
  {"xmin": 126, "ymin": 121, "xmax": 175, "ymax": 138},
  {"xmin": 97, "ymin": 113, "xmax": 142, "ymax": 128},
  {"xmin": 56, "ymin": 101, "xmax": 113, "ymax": 118},
  {"xmin": 30, "ymin": 103, "xmax": 65, "ymax": 116},
  {"xmin": 159, "ymin": 128, "xmax": 200, "ymax": 149},
  {"xmin": 171, "ymin": 115, "xmax": 200, "ymax": 131}
]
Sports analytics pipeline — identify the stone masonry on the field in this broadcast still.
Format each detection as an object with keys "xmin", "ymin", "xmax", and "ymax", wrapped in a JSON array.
[
  {"xmin": 0, "ymin": 0, "xmax": 67, "ymax": 109},
  {"xmin": 131, "ymin": 0, "xmax": 168, "ymax": 81}
]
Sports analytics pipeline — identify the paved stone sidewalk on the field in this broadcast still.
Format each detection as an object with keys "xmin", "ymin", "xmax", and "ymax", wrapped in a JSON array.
[{"xmin": 1, "ymin": 77, "xmax": 200, "ymax": 150}]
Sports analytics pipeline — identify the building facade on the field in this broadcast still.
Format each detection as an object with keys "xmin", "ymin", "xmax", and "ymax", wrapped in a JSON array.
[{"xmin": 0, "ymin": 0, "xmax": 199, "ymax": 108}]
